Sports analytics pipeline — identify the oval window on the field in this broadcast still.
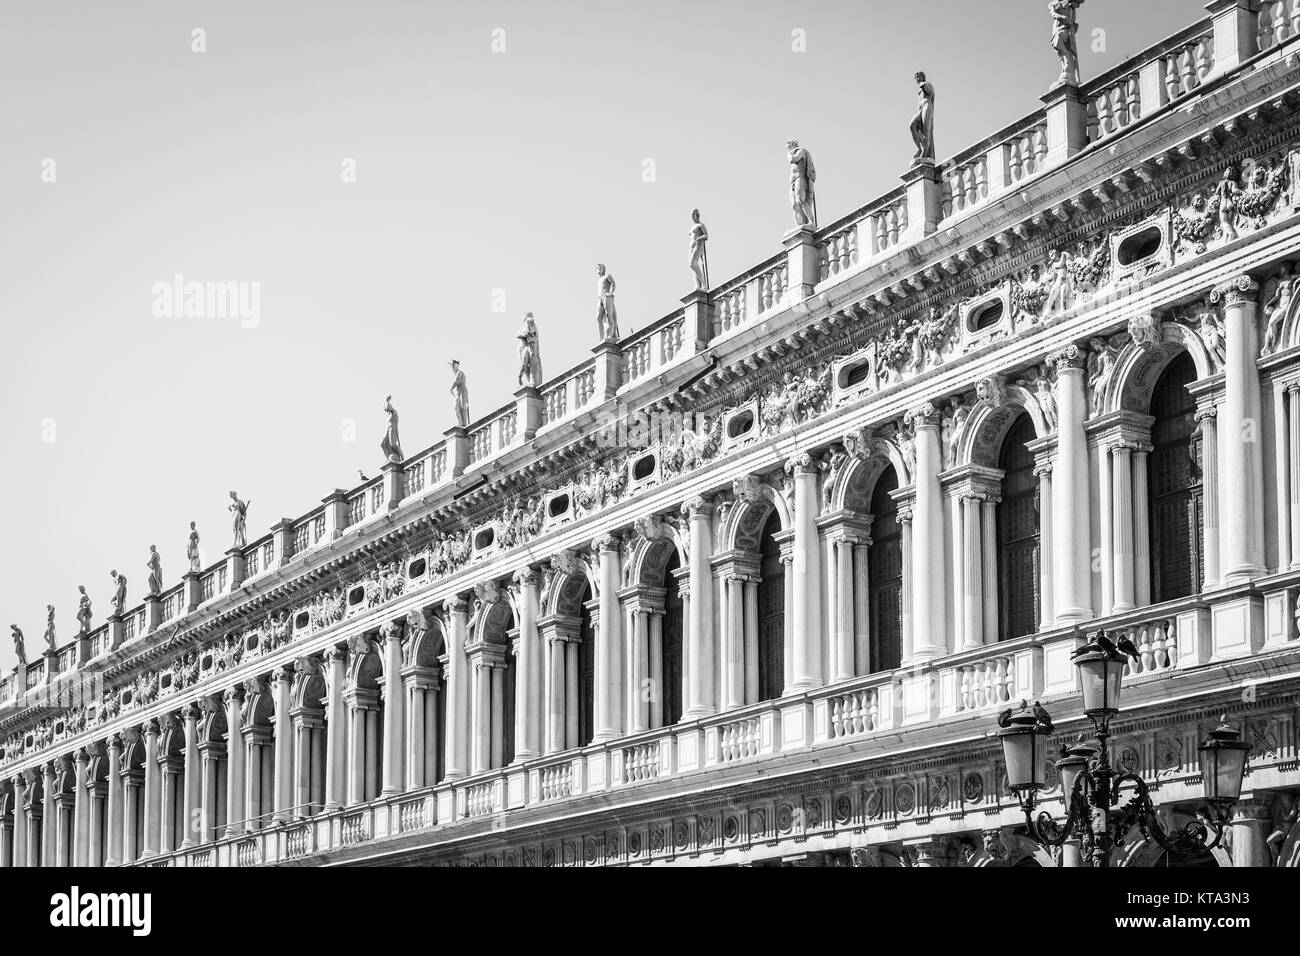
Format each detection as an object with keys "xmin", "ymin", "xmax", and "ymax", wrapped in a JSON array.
[
  {"xmin": 970, "ymin": 300, "xmax": 1005, "ymax": 332},
  {"xmin": 474, "ymin": 527, "xmax": 496, "ymax": 551},
  {"xmin": 632, "ymin": 453, "xmax": 657, "ymax": 481},
  {"xmin": 727, "ymin": 410, "xmax": 755, "ymax": 439},
  {"xmin": 1118, "ymin": 226, "xmax": 1162, "ymax": 265},
  {"xmin": 843, "ymin": 362, "xmax": 872, "ymax": 389},
  {"xmin": 408, "ymin": 558, "xmax": 427, "ymax": 579},
  {"xmin": 548, "ymin": 493, "xmax": 570, "ymax": 518},
  {"xmin": 348, "ymin": 585, "xmax": 366, "ymax": 607},
  {"xmin": 294, "ymin": 612, "xmax": 310, "ymax": 630}
]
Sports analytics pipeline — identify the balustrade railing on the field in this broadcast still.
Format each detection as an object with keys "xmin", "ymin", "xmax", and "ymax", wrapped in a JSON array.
[
  {"xmin": 818, "ymin": 223, "xmax": 859, "ymax": 282},
  {"xmin": 1258, "ymin": 0, "xmax": 1300, "ymax": 51},
  {"xmin": 538, "ymin": 762, "xmax": 572, "ymax": 801},
  {"xmin": 755, "ymin": 259, "xmax": 788, "ymax": 315},
  {"xmin": 660, "ymin": 316, "xmax": 685, "ymax": 363},
  {"xmin": 235, "ymin": 839, "xmax": 260, "ymax": 867},
  {"xmin": 340, "ymin": 813, "xmax": 369, "ymax": 845},
  {"xmin": 717, "ymin": 716, "xmax": 761, "ymax": 763},
  {"xmin": 622, "ymin": 337, "xmax": 651, "ymax": 382},
  {"xmin": 542, "ymin": 380, "xmax": 568, "ymax": 424},
  {"xmin": 1123, "ymin": 618, "xmax": 1179, "ymax": 680},
  {"xmin": 870, "ymin": 194, "xmax": 909, "ymax": 255},
  {"xmin": 398, "ymin": 798, "xmax": 426, "ymax": 832},
  {"xmin": 346, "ymin": 493, "xmax": 366, "ymax": 528},
  {"xmin": 941, "ymin": 154, "xmax": 989, "ymax": 221},
  {"xmin": 1087, "ymin": 73, "xmax": 1141, "ymax": 141},
  {"xmin": 827, "ymin": 686, "xmax": 880, "ymax": 739},
  {"xmin": 714, "ymin": 285, "xmax": 747, "ymax": 335},
  {"xmin": 574, "ymin": 368, "xmax": 596, "ymax": 409},
  {"xmin": 464, "ymin": 781, "xmax": 496, "ymax": 817},
  {"xmin": 1163, "ymin": 33, "xmax": 1214, "ymax": 101},
  {"xmin": 284, "ymin": 825, "xmax": 311, "ymax": 859},
  {"xmin": 622, "ymin": 741, "xmax": 660, "ymax": 783}
]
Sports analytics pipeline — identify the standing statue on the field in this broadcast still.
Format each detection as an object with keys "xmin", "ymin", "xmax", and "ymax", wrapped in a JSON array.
[
  {"xmin": 1049, "ymin": 0, "xmax": 1085, "ymax": 87},
  {"xmin": 43, "ymin": 605, "xmax": 56, "ymax": 651},
  {"xmin": 187, "ymin": 521, "xmax": 201, "ymax": 572},
  {"xmin": 688, "ymin": 209, "xmax": 709, "ymax": 290},
  {"xmin": 146, "ymin": 545, "xmax": 163, "ymax": 596},
  {"xmin": 1086, "ymin": 337, "xmax": 1121, "ymax": 416},
  {"xmin": 9, "ymin": 625, "xmax": 25, "ymax": 667},
  {"xmin": 381, "ymin": 395, "xmax": 403, "ymax": 462},
  {"xmin": 1197, "ymin": 311, "xmax": 1227, "ymax": 369},
  {"xmin": 1263, "ymin": 262, "xmax": 1294, "ymax": 355},
  {"xmin": 110, "ymin": 570, "xmax": 128, "ymax": 616},
  {"xmin": 910, "ymin": 72, "xmax": 936, "ymax": 164},
  {"xmin": 1215, "ymin": 165, "xmax": 1241, "ymax": 241},
  {"xmin": 229, "ymin": 491, "xmax": 249, "ymax": 549},
  {"xmin": 595, "ymin": 265, "xmax": 620, "ymax": 341},
  {"xmin": 786, "ymin": 139, "xmax": 817, "ymax": 229},
  {"xmin": 76, "ymin": 585, "xmax": 92, "ymax": 634},
  {"xmin": 516, "ymin": 312, "xmax": 542, "ymax": 388},
  {"xmin": 1288, "ymin": 146, "xmax": 1300, "ymax": 210},
  {"xmin": 449, "ymin": 360, "xmax": 470, "ymax": 428},
  {"xmin": 1036, "ymin": 376, "xmax": 1059, "ymax": 432}
]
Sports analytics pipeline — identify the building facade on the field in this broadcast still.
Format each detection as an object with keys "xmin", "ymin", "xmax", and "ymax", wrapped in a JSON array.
[{"xmin": 4, "ymin": 2, "xmax": 1300, "ymax": 869}]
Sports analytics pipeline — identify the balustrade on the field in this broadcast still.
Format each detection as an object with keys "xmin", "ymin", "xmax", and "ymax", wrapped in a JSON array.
[
  {"xmin": 716, "ymin": 717, "xmax": 761, "ymax": 763},
  {"xmin": 818, "ymin": 225, "xmax": 859, "ymax": 282},
  {"xmin": 755, "ymin": 260, "xmax": 788, "ymax": 315}
]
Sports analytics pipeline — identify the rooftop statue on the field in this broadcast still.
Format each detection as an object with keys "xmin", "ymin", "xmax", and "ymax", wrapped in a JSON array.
[
  {"xmin": 229, "ymin": 491, "xmax": 249, "ymax": 549},
  {"xmin": 43, "ymin": 604, "xmax": 56, "ymax": 651},
  {"xmin": 187, "ymin": 521, "xmax": 201, "ymax": 572},
  {"xmin": 689, "ymin": 209, "xmax": 709, "ymax": 291},
  {"xmin": 10, "ymin": 624, "xmax": 26, "ymax": 667},
  {"xmin": 146, "ymin": 545, "xmax": 163, "ymax": 596},
  {"xmin": 910, "ymin": 72, "xmax": 936, "ymax": 164},
  {"xmin": 596, "ymin": 265, "xmax": 620, "ymax": 341},
  {"xmin": 787, "ymin": 140, "xmax": 817, "ymax": 229},
  {"xmin": 517, "ymin": 313, "xmax": 542, "ymax": 389},
  {"xmin": 381, "ymin": 395, "xmax": 403, "ymax": 463},
  {"xmin": 450, "ymin": 360, "xmax": 470, "ymax": 428},
  {"xmin": 110, "ymin": 570, "xmax": 128, "ymax": 617},
  {"xmin": 1049, "ymin": 0, "xmax": 1085, "ymax": 87},
  {"xmin": 76, "ymin": 585, "xmax": 92, "ymax": 634}
]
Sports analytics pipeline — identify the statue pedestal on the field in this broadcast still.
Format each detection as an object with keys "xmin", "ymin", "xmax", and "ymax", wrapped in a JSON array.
[
  {"xmin": 225, "ymin": 548, "xmax": 246, "ymax": 592},
  {"xmin": 183, "ymin": 571, "xmax": 202, "ymax": 612},
  {"xmin": 75, "ymin": 630, "xmax": 92, "ymax": 665},
  {"xmin": 271, "ymin": 518, "xmax": 295, "ymax": 569},
  {"xmin": 443, "ymin": 427, "xmax": 469, "ymax": 479},
  {"xmin": 107, "ymin": 614, "xmax": 125, "ymax": 651},
  {"xmin": 382, "ymin": 460, "xmax": 404, "ymax": 512},
  {"xmin": 781, "ymin": 226, "xmax": 820, "ymax": 303},
  {"xmin": 1040, "ymin": 84, "xmax": 1088, "ymax": 169},
  {"xmin": 900, "ymin": 162, "xmax": 942, "ymax": 240},
  {"xmin": 680, "ymin": 289, "xmax": 712, "ymax": 350},
  {"xmin": 143, "ymin": 594, "xmax": 162, "ymax": 635},
  {"xmin": 1205, "ymin": 0, "xmax": 1259, "ymax": 79},
  {"xmin": 321, "ymin": 489, "xmax": 349, "ymax": 542},
  {"xmin": 11, "ymin": 663, "xmax": 27, "ymax": 699},
  {"xmin": 42, "ymin": 648, "xmax": 57, "ymax": 684},
  {"xmin": 591, "ymin": 341, "xmax": 623, "ymax": 402},
  {"xmin": 514, "ymin": 386, "xmax": 542, "ymax": 442}
]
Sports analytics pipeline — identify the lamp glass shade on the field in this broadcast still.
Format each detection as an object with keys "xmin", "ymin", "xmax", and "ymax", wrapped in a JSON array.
[
  {"xmin": 999, "ymin": 722, "xmax": 1048, "ymax": 791},
  {"xmin": 1055, "ymin": 752, "xmax": 1089, "ymax": 799},
  {"xmin": 1199, "ymin": 723, "xmax": 1250, "ymax": 803},
  {"xmin": 1076, "ymin": 651, "xmax": 1124, "ymax": 716}
]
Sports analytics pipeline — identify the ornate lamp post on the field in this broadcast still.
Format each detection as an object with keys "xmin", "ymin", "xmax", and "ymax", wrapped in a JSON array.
[{"xmin": 996, "ymin": 630, "xmax": 1250, "ymax": 867}]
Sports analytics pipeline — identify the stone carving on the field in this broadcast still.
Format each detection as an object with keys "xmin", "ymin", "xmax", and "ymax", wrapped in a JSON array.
[
  {"xmin": 1262, "ymin": 263, "xmax": 1295, "ymax": 356},
  {"xmin": 595, "ymin": 265, "xmax": 619, "ymax": 342},
  {"xmin": 819, "ymin": 448, "xmax": 848, "ymax": 514},
  {"xmin": 109, "ymin": 570, "xmax": 128, "ymax": 618},
  {"xmin": 449, "ymin": 360, "xmax": 470, "ymax": 428},
  {"xmin": 1172, "ymin": 192, "xmax": 1218, "ymax": 255},
  {"xmin": 941, "ymin": 399, "xmax": 971, "ymax": 468},
  {"xmin": 1049, "ymin": 0, "xmax": 1085, "ymax": 87},
  {"xmin": 910, "ymin": 72, "xmax": 935, "ymax": 164},
  {"xmin": 41, "ymin": 605, "xmax": 55, "ymax": 652},
  {"xmin": 1215, "ymin": 164, "xmax": 1242, "ymax": 240},
  {"xmin": 10, "ymin": 625, "xmax": 25, "ymax": 667},
  {"xmin": 1085, "ymin": 334, "xmax": 1125, "ymax": 416},
  {"xmin": 516, "ymin": 313, "xmax": 542, "ymax": 389},
  {"xmin": 688, "ymin": 209, "xmax": 709, "ymax": 291},
  {"xmin": 229, "ymin": 491, "xmax": 249, "ymax": 549},
  {"xmin": 974, "ymin": 375, "xmax": 1008, "ymax": 408},
  {"xmin": 146, "ymin": 546, "xmax": 163, "ymax": 596},
  {"xmin": 1193, "ymin": 307, "xmax": 1227, "ymax": 369},
  {"xmin": 786, "ymin": 139, "xmax": 817, "ymax": 229},
  {"xmin": 1028, "ymin": 369, "xmax": 1059, "ymax": 432},
  {"xmin": 1127, "ymin": 312, "xmax": 1161, "ymax": 351},
  {"xmin": 76, "ymin": 586, "xmax": 92, "ymax": 634},
  {"xmin": 187, "ymin": 521, "xmax": 201, "ymax": 572},
  {"xmin": 309, "ymin": 587, "xmax": 346, "ymax": 629},
  {"xmin": 1010, "ymin": 264, "xmax": 1048, "ymax": 319},
  {"xmin": 760, "ymin": 365, "xmax": 831, "ymax": 435},
  {"xmin": 917, "ymin": 305, "xmax": 959, "ymax": 367},
  {"xmin": 498, "ymin": 497, "xmax": 544, "ymax": 549},
  {"xmin": 574, "ymin": 456, "xmax": 629, "ymax": 517},
  {"xmin": 1175, "ymin": 159, "xmax": 1289, "ymax": 255},
  {"xmin": 381, "ymin": 395, "xmax": 403, "ymax": 463},
  {"xmin": 428, "ymin": 530, "xmax": 472, "ymax": 577},
  {"xmin": 896, "ymin": 420, "xmax": 917, "ymax": 476}
]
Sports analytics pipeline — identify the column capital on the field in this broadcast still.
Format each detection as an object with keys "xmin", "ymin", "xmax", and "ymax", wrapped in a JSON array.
[
  {"xmin": 904, "ymin": 401, "xmax": 942, "ymax": 428},
  {"xmin": 512, "ymin": 566, "xmax": 542, "ymax": 587},
  {"xmin": 1210, "ymin": 274, "xmax": 1260, "ymax": 306},
  {"xmin": 1195, "ymin": 404, "xmax": 1219, "ymax": 424},
  {"xmin": 448, "ymin": 594, "xmax": 472, "ymax": 615},
  {"xmin": 141, "ymin": 718, "xmax": 160, "ymax": 738},
  {"xmin": 592, "ymin": 532, "xmax": 622, "ymax": 553},
  {"xmin": 1046, "ymin": 343, "xmax": 1087, "ymax": 372},
  {"xmin": 681, "ymin": 494, "xmax": 714, "ymax": 518},
  {"xmin": 107, "ymin": 733, "xmax": 124, "ymax": 753},
  {"xmin": 179, "ymin": 701, "xmax": 200, "ymax": 722},
  {"xmin": 784, "ymin": 453, "xmax": 819, "ymax": 476}
]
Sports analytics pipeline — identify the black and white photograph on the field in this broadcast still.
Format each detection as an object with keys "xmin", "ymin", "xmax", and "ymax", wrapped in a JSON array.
[{"xmin": 1, "ymin": 0, "xmax": 1297, "ymax": 935}]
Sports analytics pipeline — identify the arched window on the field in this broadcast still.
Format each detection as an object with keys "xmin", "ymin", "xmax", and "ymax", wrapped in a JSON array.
[
  {"xmin": 868, "ymin": 466, "xmax": 903, "ymax": 672},
  {"xmin": 662, "ymin": 553, "xmax": 684, "ymax": 726},
  {"xmin": 756, "ymin": 512, "xmax": 785, "ymax": 702},
  {"xmin": 998, "ymin": 413, "xmax": 1040, "ymax": 639},
  {"xmin": 578, "ymin": 590, "xmax": 596, "ymax": 747},
  {"xmin": 1149, "ymin": 353, "xmax": 1203, "ymax": 601}
]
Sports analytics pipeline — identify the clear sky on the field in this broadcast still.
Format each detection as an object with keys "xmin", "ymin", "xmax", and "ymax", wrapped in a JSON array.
[{"xmin": 0, "ymin": 0, "xmax": 1207, "ymax": 669}]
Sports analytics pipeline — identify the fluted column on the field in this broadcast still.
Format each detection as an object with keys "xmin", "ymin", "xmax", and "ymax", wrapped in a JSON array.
[
  {"xmin": 834, "ymin": 539, "xmax": 855, "ymax": 680},
  {"xmin": 87, "ymin": 775, "xmax": 105, "ymax": 867},
  {"xmin": 683, "ymin": 497, "xmax": 717, "ymax": 715},
  {"xmin": 1133, "ymin": 447, "xmax": 1152, "ymax": 606},
  {"xmin": 1197, "ymin": 406, "xmax": 1222, "ymax": 587},
  {"xmin": 1290, "ymin": 387, "xmax": 1300, "ymax": 571},
  {"xmin": 378, "ymin": 621, "xmax": 405, "ymax": 797},
  {"xmin": 140, "ymin": 721, "xmax": 160, "ymax": 858},
  {"xmin": 1048, "ymin": 346, "xmax": 1093, "ymax": 623},
  {"xmin": 270, "ymin": 666, "xmax": 294, "ymax": 821},
  {"xmin": 104, "ymin": 735, "xmax": 123, "ymax": 865},
  {"xmin": 73, "ymin": 749, "xmax": 89, "ymax": 866},
  {"xmin": 470, "ymin": 657, "xmax": 491, "ymax": 774},
  {"xmin": 908, "ymin": 405, "xmax": 947, "ymax": 661},
  {"xmin": 898, "ymin": 508, "xmax": 914, "ymax": 661},
  {"xmin": 157, "ymin": 717, "xmax": 179, "ymax": 854},
  {"xmin": 629, "ymin": 607, "xmax": 650, "ymax": 733},
  {"xmin": 592, "ymin": 534, "xmax": 624, "ymax": 740},
  {"xmin": 322, "ymin": 648, "xmax": 346, "ymax": 810},
  {"xmin": 1035, "ymin": 463, "xmax": 1055, "ymax": 629},
  {"xmin": 723, "ymin": 574, "xmax": 744, "ymax": 707},
  {"xmin": 1274, "ymin": 382, "xmax": 1292, "ymax": 571},
  {"xmin": 743, "ymin": 580, "xmax": 760, "ymax": 702},
  {"xmin": 565, "ymin": 640, "xmax": 579, "ymax": 747},
  {"xmin": 513, "ymin": 568, "xmax": 542, "ymax": 762},
  {"xmin": 445, "ymin": 597, "xmax": 471, "ymax": 779},
  {"xmin": 12, "ymin": 775, "xmax": 27, "ymax": 869},
  {"xmin": 1112, "ymin": 443, "xmax": 1136, "ymax": 612},
  {"xmin": 198, "ymin": 735, "xmax": 226, "ymax": 842},
  {"xmin": 980, "ymin": 497, "xmax": 998, "ymax": 641},
  {"xmin": 1213, "ymin": 276, "xmax": 1266, "ymax": 582},
  {"xmin": 962, "ymin": 496, "xmax": 983, "ymax": 650},
  {"xmin": 545, "ymin": 630, "xmax": 567, "ymax": 754},
  {"xmin": 851, "ymin": 543, "xmax": 870, "ymax": 674},
  {"xmin": 179, "ymin": 704, "xmax": 201, "ymax": 847},
  {"xmin": 788, "ymin": 455, "xmax": 827, "ymax": 684}
]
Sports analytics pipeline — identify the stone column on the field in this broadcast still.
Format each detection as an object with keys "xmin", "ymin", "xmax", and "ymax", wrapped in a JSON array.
[
  {"xmin": 512, "ymin": 568, "xmax": 542, "ymax": 762},
  {"xmin": 683, "ymin": 497, "xmax": 717, "ymax": 716},
  {"xmin": 322, "ymin": 647, "xmax": 346, "ymax": 810},
  {"xmin": 198, "ymin": 736, "xmax": 226, "ymax": 842},
  {"xmin": 835, "ymin": 539, "xmax": 855, "ymax": 681},
  {"xmin": 1133, "ymin": 448, "xmax": 1152, "ymax": 607},
  {"xmin": 898, "ymin": 507, "xmax": 914, "ymax": 661},
  {"xmin": 1229, "ymin": 800, "xmax": 1271, "ymax": 868},
  {"xmin": 788, "ymin": 455, "xmax": 827, "ymax": 684},
  {"xmin": 489, "ymin": 665, "xmax": 505, "ymax": 767},
  {"xmin": 1213, "ymin": 276, "xmax": 1266, "ymax": 583},
  {"xmin": 1275, "ymin": 383, "xmax": 1292, "ymax": 571},
  {"xmin": 1035, "ymin": 462, "xmax": 1055, "ymax": 629},
  {"xmin": 179, "ymin": 704, "xmax": 201, "ymax": 847},
  {"xmin": 980, "ymin": 497, "xmax": 998, "ymax": 641},
  {"xmin": 650, "ymin": 609, "xmax": 667, "ymax": 723},
  {"xmin": 87, "ymin": 777, "xmax": 106, "ymax": 867},
  {"xmin": 629, "ymin": 607, "xmax": 650, "ymax": 733},
  {"xmin": 378, "ymin": 621, "xmax": 406, "ymax": 797},
  {"xmin": 244, "ymin": 731, "xmax": 270, "ymax": 829},
  {"xmin": 962, "ymin": 496, "xmax": 983, "ymax": 649},
  {"xmin": 270, "ymin": 667, "xmax": 294, "ymax": 821},
  {"xmin": 158, "ymin": 719, "xmax": 179, "ymax": 855},
  {"xmin": 1291, "ymin": 387, "xmax": 1300, "ymax": 570},
  {"xmin": 402, "ymin": 669, "xmax": 432, "ymax": 788},
  {"xmin": 104, "ymin": 734, "xmax": 123, "ymax": 865},
  {"xmin": 744, "ymin": 580, "xmax": 761, "ymax": 702},
  {"xmin": 593, "ymin": 534, "xmax": 624, "ymax": 740},
  {"xmin": 120, "ymin": 742, "xmax": 141, "ymax": 864},
  {"xmin": 73, "ymin": 749, "xmax": 89, "ymax": 867},
  {"xmin": 1112, "ymin": 443, "xmax": 1136, "ymax": 612},
  {"xmin": 908, "ymin": 405, "xmax": 947, "ymax": 661},
  {"xmin": 1197, "ymin": 406, "xmax": 1222, "ymax": 587},
  {"xmin": 471, "ymin": 658, "xmax": 491, "ymax": 774},
  {"xmin": 445, "ymin": 597, "xmax": 471, "ymax": 780},
  {"xmin": 221, "ymin": 687, "xmax": 245, "ymax": 835},
  {"xmin": 852, "ymin": 543, "xmax": 870, "ymax": 674},
  {"xmin": 724, "ymin": 575, "xmax": 744, "ymax": 707},
  {"xmin": 141, "ymin": 720, "xmax": 160, "ymax": 858},
  {"xmin": 1048, "ymin": 346, "xmax": 1093, "ymax": 623},
  {"xmin": 545, "ymin": 629, "xmax": 567, "ymax": 754},
  {"xmin": 13, "ymin": 774, "xmax": 27, "ymax": 869},
  {"xmin": 565, "ymin": 640, "xmax": 579, "ymax": 748}
]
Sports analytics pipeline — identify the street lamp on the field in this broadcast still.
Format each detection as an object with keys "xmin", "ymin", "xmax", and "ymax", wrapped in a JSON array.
[{"xmin": 994, "ymin": 629, "xmax": 1250, "ymax": 867}]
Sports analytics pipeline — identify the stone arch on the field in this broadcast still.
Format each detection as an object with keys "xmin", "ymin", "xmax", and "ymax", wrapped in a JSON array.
[
  {"xmin": 965, "ymin": 832, "xmax": 1054, "ymax": 867},
  {"xmin": 959, "ymin": 386, "xmax": 1047, "ymax": 469},
  {"xmin": 834, "ymin": 441, "xmax": 911, "ymax": 513},
  {"xmin": 1113, "ymin": 808, "xmax": 1232, "ymax": 867},
  {"xmin": 405, "ymin": 614, "xmax": 447, "ymax": 668},
  {"xmin": 722, "ymin": 482, "xmax": 792, "ymax": 552},
  {"xmin": 1113, "ymin": 325, "xmax": 1216, "ymax": 415},
  {"xmin": 472, "ymin": 598, "xmax": 516, "ymax": 646},
  {"xmin": 623, "ymin": 525, "xmax": 687, "ymax": 588},
  {"xmin": 543, "ymin": 566, "xmax": 595, "ymax": 619},
  {"xmin": 346, "ymin": 647, "xmax": 383, "ymax": 692},
  {"xmin": 291, "ymin": 661, "xmax": 326, "ymax": 711}
]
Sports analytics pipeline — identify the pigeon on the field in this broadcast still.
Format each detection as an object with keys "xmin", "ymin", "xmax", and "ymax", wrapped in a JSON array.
[
  {"xmin": 1032, "ymin": 701, "xmax": 1054, "ymax": 733},
  {"xmin": 1115, "ymin": 632, "xmax": 1141, "ymax": 661},
  {"xmin": 997, "ymin": 708, "xmax": 1013, "ymax": 729},
  {"xmin": 358, "ymin": 470, "xmax": 369, "ymax": 482},
  {"xmin": 1094, "ymin": 630, "xmax": 1119, "ymax": 659}
]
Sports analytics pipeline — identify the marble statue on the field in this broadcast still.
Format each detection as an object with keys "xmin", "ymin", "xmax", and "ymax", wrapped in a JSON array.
[
  {"xmin": 450, "ymin": 360, "xmax": 470, "ymax": 427},
  {"xmin": 1036, "ymin": 375, "xmax": 1059, "ymax": 432},
  {"xmin": 43, "ymin": 605, "xmax": 56, "ymax": 650},
  {"xmin": 1263, "ymin": 263, "xmax": 1294, "ymax": 355},
  {"xmin": 517, "ymin": 313, "xmax": 542, "ymax": 388},
  {"xmin": 689, "ymin": 209, "xmax": 709, "ymax": 290},
  {"xmin": 1086, "ymin": 336, "xmax": 1121, "ymax": 416},
  {"xmin": 910, "ymin": 72, "xmax": 936, "ymax": 164},
  {"xmin": 1288, "ymin": 146, "xmax": 1300, "ymax": 210},
  {"xmin": 110, "ymin": 570, "xmax": 128, "ymax": 616},
  {"xmin": 146, "ymin": 545, "xmax": 163, "ymax": 596},
  {"xmin": 596, "ymin": 265, "xmax": 620, "ymax": 341},
  {"xmin": 76, "ymin": 585, "xmax": 92, "ymax": 634},
  {"xmin": 9, "ymin": 625, "xmax": 25, "ymax": 667},
  {"xmin": 1197, "ymin": 311, "xmax": 1227, "ymax": 369},
  {"xmin": 381, "ymin": 395, "xmax": 403, "ymax": 463},
  {"xmin": 941, "ymin": 400, "xmax": 970, "ymax": 469},
  {"xmin": 1049, "ymin": 0, "xmax": 1085, "ymax": 87},
  {"xmin": 787, "ymin": 140, "xmax": 817, "ymax": 229},
  {"xmin": 1215, "ymin": 165, "xmax": 1241, "ymax": 241},
  {"xmin": 229, "ymin": 491, "xmax": 249, "ymax": 549},
  {"xmin": 187, "ymin": 521, "xmax": 201, "ymax": 572}
]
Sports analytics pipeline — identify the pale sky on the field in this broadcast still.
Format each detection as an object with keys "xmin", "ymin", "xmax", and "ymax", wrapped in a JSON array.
[{"xmin": 0, "ymin": 0, "xmax": 1207, "ymax": 670}]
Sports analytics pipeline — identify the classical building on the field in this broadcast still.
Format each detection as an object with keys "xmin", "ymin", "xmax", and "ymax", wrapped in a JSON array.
[{"xmin": 5, "ymin": 2, "xmax": 1300, "ymax": 869}]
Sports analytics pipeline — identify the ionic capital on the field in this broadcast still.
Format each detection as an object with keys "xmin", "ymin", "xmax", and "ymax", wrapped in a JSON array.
[
  {"xmin": 681, "ymin": 495, "xmax": 714, "ymax": 518},
  {"xmin": 592, "ymin": 532, "xmax": 621, "ymax": 553},
  {"xmin": 1210, "ymin": 274, "xmax": 1260, "ymax": 306},
  {"xmin": 1046, "ymin": 344, "xmax": 1086, "ymax": 373},
  {"xmin": 904, "ymin": 402, "xmax": 942, "ymax": 428},
  {"xmin": 784, "ymin": 452, "xmax": 818, "ymax": 476}
]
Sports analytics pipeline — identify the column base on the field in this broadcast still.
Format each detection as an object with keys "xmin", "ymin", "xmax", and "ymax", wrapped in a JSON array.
[
  {"xmin": 1053, "ymin": 607, "xmax": 1094, "ymax": 626},
  {"xmin": 1222, "ymin": 565, "xmax": 1268, "ymax": 586},
  {"xmin": 681, "ymin": 705, "xmax": 716, "ymax": 720},
  {"xmin": 1111, "ymin": 601, "xmax": 1135, "ymax": 614},
  {"xmin": 379, "ymin": 787, "xmax": 402, "ymax": 799},
  {"xmin": 510, "ymin": 749, "xmax": 539, "ymax": 765},
  {"xmin": 785, "ymin": 677, "xmax": 824, "ymax": 693}
]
